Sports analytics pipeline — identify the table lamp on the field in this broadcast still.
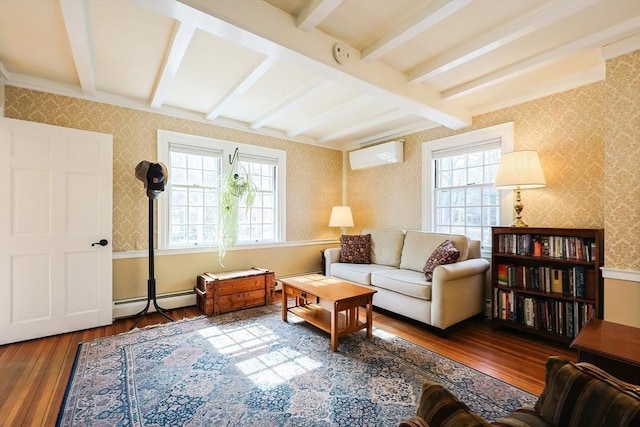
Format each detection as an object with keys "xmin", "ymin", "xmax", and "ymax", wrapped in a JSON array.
[
  {"xmin": 494, "ymin": 150, "xmax": 546, "ymax": 227},
  {"xmin": 329, "ymin": 206, "xmax": 354, "ymax": 235}
]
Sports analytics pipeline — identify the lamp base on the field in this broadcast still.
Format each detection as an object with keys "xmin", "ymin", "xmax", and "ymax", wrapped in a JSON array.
[
  {"xmin": 510, "ymin": 187, "xmax": 529, "ymax": 227},
  {"xmin": 510, "ymin": 218, "xmax": 529, "ymax": 227}
]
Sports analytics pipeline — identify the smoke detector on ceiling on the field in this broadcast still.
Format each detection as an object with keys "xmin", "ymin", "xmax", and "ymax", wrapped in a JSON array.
[{"xmin": 333, "ymin": 43, "xmax": 351, "ymax": 65}]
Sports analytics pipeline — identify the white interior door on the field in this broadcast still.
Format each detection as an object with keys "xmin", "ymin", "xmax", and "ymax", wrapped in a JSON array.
[{"xmin": 0, "ymin": 118, "xmax": 113, "ymax": 345}]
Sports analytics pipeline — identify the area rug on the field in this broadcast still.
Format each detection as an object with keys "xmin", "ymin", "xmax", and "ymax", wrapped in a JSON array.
[{"xmin": 57, "ymin": 305, "xmax": 536, "ymax": 426}]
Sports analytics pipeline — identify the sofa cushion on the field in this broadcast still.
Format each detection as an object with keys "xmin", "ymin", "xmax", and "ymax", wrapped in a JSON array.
[
  {"xmin": 339, "ymin": 234, "xmax": 371, "ymax": 264},
  {"xmin": 363, "ymin": 229, "xmax": 405, "ymax": 267},
  {"xmin": 414, "ymin": 382, "xmax": 492, "ymax": 427},
  {"xmin": 535, "ymin": 356, "xmax": 640, "ymax": 427},
  {"xmin": 371, "ymin": 269, "xmax": 431, "ymax": 301},
  {"xmin": 331, "ymin": 263, "xmax": 396, "ymax": 286},
  {"xmin": 423, "ymin": 240, "xmax": 460, "ymax": 281},
  {"xmin": 400, "ymin": 231, "xmax": 470, "ymax": 272}
]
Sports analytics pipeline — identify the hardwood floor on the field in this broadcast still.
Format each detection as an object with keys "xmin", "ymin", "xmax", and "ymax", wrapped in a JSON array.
[{"xmin": 1, "ymin": 297, "xmax": 576, "ymax": 426}]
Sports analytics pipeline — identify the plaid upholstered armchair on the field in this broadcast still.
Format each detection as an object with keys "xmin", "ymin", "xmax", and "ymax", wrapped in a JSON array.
[{"xmin": 399, "ymin": 356, "xmax": 640, "ymax": 427}]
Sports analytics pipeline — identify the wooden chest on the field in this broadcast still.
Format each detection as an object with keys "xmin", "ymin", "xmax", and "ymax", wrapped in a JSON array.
[{"xmin": 194, "ymin": 268, "xmax": 275, "ymax": 316}]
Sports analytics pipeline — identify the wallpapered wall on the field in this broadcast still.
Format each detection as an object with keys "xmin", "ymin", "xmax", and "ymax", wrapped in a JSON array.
[
  {"xmin": 349, "ymin": 82, "xmax": 605, "ymax": 232},
  {"xmin": 604, "ymin": 50, "xmax": 640, "ymax": 272},
  {"xmin": 349, "ymin": 50, "xmax": 640, "ymax": 272},
  {"xmin": 4, "ymin": 88, "xmax": 344, "ymax": 252}
]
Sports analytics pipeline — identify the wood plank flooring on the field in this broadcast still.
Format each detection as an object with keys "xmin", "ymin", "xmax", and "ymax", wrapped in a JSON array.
[{"xmin": 1, "ymin": 298, "xmax": 576, "ymax": 426}]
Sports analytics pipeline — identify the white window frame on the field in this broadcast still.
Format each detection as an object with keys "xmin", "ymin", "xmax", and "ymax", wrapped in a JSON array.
[
  {"xmin": 422, "ymin": 122, "xmax": 514, "ymax": 255},
  {"xmin": 157, "ymin": 129, "xmax": 286, "ymax": 250}
]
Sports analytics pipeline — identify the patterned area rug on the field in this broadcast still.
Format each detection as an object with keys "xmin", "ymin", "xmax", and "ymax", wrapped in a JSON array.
[{"xmin": 57, "ymin": 305, "xmax": 536, "ymax": 426}]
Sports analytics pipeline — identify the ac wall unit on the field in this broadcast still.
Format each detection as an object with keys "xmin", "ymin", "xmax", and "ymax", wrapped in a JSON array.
[{"xmin": 349, "ymin": 141, "xmax": 404, "ymax": 170}]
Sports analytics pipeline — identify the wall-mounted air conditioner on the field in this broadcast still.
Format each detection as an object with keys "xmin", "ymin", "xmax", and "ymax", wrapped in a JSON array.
[{"xmin": 349, "ymin": 140, "xmax": 404, "ymax": 170}]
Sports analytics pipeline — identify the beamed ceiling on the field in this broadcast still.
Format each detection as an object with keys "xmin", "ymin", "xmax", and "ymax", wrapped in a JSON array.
[{"xmin": 0, "ymin": 0, "xmax": 639, "ymax": 150}]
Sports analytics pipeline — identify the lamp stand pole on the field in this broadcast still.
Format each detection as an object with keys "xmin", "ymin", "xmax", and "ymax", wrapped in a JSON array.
[
  {"xmin": 511, "ymin": 186, "xmax": 528, "ymax": 227},
  {"xmin": 130, "ymin": 197, "xmax": 174, "ymax": 329}
]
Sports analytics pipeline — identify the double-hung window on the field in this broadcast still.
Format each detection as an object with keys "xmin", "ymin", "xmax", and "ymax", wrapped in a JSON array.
[
  {"xmin": 422, "ymin": 123, "xmax": 514, "ymax": 253},
  {"xmin": 157, "ymin": 130, "xmax": 286, "ymax": 250}
]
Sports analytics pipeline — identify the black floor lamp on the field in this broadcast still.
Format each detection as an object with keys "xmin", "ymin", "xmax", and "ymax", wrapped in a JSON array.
[{"xmin": 131, "ymin": 161, "xmax": 174, "ymax": 329}]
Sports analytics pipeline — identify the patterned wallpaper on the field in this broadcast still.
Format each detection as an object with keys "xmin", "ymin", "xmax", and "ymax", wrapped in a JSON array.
[
  {"xmin": 604, "ymin": 50, "xmax": 640, "ymax": 271},
  {"xmin": 348, "ymin": 50, "xmax": 639, "ymax": 271},
  {"xmin": 349, "ymin": 82, "xmax": 605, "ymax": 231},
  {"xmin": 4, "ymin": 88, "xmax": 343, "ymax": 251}
]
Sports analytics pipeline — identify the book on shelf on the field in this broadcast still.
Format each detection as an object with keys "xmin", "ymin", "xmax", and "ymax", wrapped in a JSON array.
[{"xmin": 497, "ymin": 263, "xmax": 509, "ymax": 286}]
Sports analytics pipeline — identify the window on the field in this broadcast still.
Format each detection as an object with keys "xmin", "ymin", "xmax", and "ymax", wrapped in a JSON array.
[
  {"xmin": 422, "ymin": 123, "xmax": 514, "ymax": 252},
  {"xmin": 157, "ymin": 130, "xmax": 286, "ymax": 250}
]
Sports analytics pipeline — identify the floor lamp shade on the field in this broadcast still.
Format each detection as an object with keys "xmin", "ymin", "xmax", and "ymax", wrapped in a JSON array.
[
  {"xmin": 494, "ymin": 151, "xmax": 546, "ymax": 227},
  {"xmin": 329, "ymin": 206, "xmax": 354, "ymax": 228}
]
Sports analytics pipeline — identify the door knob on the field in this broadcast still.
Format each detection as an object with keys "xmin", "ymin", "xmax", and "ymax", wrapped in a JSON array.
[{"xmin": 91, "ymin": 239, "xmax": 109, "ymax": 247}]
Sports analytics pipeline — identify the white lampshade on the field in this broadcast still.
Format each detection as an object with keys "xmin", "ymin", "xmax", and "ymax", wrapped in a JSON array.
[
  {"xmin": 494, "ymin": 150, "xmax": 546, "ymax": 189},
  {"xmin": 329, "ymin": 206, "xmax": 354, "ymax": 228}
]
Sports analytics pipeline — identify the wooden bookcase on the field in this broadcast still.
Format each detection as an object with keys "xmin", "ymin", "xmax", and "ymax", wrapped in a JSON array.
[{"xmin": 491, "ymin": 227, "xmax": 604, "ymax": 344}]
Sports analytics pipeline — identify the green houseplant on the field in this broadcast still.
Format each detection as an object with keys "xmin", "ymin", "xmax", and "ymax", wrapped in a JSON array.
[{"xmin": 218, "ymin": 169, "xmax": 256, "ymax": 265}]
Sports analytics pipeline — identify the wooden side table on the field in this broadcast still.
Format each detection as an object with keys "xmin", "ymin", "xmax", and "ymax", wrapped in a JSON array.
[{"xmin": 570, "ymin": 318, "xmax": 640, "ymax": 384}]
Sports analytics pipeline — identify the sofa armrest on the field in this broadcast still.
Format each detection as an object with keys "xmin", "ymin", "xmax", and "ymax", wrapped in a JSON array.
[
  {"xmin": 432, "ymin": 258, "xmax": 490, "ymax": 282},
  {"xmin": 430, "ymin": 258, "xmax": 490, "ymax": 330},
  {"xmin": 324, "ymin": 247, "xmax": 341, "ymax": 276}
]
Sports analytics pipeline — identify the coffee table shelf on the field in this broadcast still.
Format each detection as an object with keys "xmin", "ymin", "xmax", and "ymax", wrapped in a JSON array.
[{"xmin": 288, "ymin": 303, "xmax": 367, "ymax": 337}]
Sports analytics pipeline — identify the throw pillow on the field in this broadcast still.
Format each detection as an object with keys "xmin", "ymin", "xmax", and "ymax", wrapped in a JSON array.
[
  {"xmin": 423, "ymin": 240, "xmax": 460, "ymax": 281},
  {"xmin": 535, "ymin": 356, "xmax": 640, "ymax": 427},
  {"xmin": 340, "ymin": 234, "xmax": 371, "ymax": 264}
]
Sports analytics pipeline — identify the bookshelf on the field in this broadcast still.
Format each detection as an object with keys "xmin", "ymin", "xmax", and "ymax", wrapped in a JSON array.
[{"xmin": 491, "ymin": 227, "xmax": 604, "ymax": 344}]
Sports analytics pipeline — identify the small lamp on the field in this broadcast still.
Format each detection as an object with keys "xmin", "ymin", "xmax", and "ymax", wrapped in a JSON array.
[
  {"xmin": 329, "ymin": 206, "xmax": 354, "ymax": 235},
  {"xmin": 494, "ymin": 150, "xmax": 546, "ymax": 227}
]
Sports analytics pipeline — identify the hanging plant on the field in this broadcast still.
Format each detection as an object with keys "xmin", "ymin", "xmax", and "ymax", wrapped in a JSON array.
[{"xmin": 218, "ymin": 167, "xmax": 257, "ymax": 265}]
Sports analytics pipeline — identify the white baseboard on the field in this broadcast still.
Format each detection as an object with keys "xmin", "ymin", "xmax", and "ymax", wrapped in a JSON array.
[{"xmin": 112, "ymin": 291, "xmax": 197, "ymax": 319}]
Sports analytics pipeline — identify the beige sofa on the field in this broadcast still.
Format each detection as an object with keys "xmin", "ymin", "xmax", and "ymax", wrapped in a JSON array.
[{"xmin": 324, "ymin": 229, "xmax": 490, "ymax": 332}]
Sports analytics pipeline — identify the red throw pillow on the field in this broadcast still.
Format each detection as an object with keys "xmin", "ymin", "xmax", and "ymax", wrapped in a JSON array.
[
  {"xmin": 423, "ymin": 240, "xmax": 460, "ymax": 281},
  {"xmin": 340, "ymin": 234, "xmax": 371, "ymax": 264}
]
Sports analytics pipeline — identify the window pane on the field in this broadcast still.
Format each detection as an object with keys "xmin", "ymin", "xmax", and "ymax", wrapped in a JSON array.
[
  {"xmin": 452, "ymin": 169, "xmax": 466, "ymax": 186},
  {"xmin": 171, "ymin": 152, "xmax": 186, "ymax": 167},
  {"xmin": 468, "ymin": 166, "xmax": 483, "ymax": 185},
  {"xmin": 451, "ymin": 208, "xmax": 465, "ymax": 225},
  {"xmin": 436, "ymin": 189, "xmax": 449, "ymax": 207},
  {"xmin": 172, "ymin": 168, "xmax": 187, "ymax": 185},
  {"xmin": 468, "ymin": 152, "xmax": 483, "ymax": 167},
  {"xmin": 431, "ymin": 144, "xmax": 502, "ymax": 249},
  {"xmin": 466, "ymin": 207, "xmax": 481, "ymax": 225},
  {"xmin": 466, "ymin": 187, "xmax": 481, "ymax": 206},
  {"xmin": 438, "ymin": 170, "xmax": 451, "ymax": 187},
  {"xmin": 451, "ymin": 189, "xmax": 465, "ymax": 206}
]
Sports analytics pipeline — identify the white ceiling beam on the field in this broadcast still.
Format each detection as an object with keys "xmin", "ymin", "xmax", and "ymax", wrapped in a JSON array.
[
  {"xmin": 59, "ymin": 0, "xmax": 96, "ymax": 96},
  {"xmin": 602, "ymin": 33, "xmax": 640, "ymax": 60},
  {"xmin": 318, "ymin": 110, "xmax": 407, "ymax": 143},
  {"xmin": 296, "ymin": 0, "xmax": 343, "ymax": 32},
  {"xmin": 408, "ymin": 0, "xmax": 600, "ymax": 83},
  {"xmin": 151, "ymin": 21, "xmax": 196, "ymax": 109},
  {"xmin": 286, "ymin": 95, "xmax": 370, "ymax": 137},
  {"xmin": 442, "ymin": 18, "xmax": 640, "ymax": 100},
  {"xmin": 206, "ymin": 56, "xmax": 277, "ymax": 120},
  {"xmin": 354, "ymin": 121, "xmax": 438, "ymax": 147},
  {"xmin": 0, "ymin": 62, "xmax": 11, "ymax": 80},
  {"xmin": 362, "ymin": 0, "xmax": 471, "ymax": 63},
  {"xmin": 162, "ymin": 0, "xmax": 470, "ymax": 129},
  {"xmin": 250, "ymin": 80, "xmax": 328, "ymax": 129},
  {"xmin": 470, "ymin": 62, "xmax": 605, "ymax": 117}
]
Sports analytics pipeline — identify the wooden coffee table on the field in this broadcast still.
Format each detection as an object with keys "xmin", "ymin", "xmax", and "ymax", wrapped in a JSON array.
[{"xmin": 281, "ymin": 274, "xmax": 377, "ymax": 352}]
